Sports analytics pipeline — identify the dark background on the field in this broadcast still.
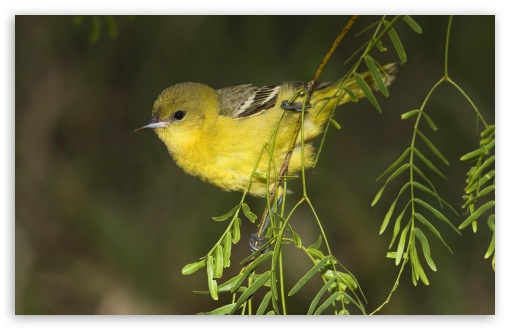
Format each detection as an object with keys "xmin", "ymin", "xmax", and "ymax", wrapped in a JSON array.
[{"xmin": 15, "ymin": 15, "xmax": 495, "ymax": 315}]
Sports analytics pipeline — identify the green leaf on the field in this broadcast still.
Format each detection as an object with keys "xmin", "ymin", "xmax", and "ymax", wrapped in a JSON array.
[
  {"xmin": 229, "ymin": 271, "xmax": 271, "ymax": 315},
  {"xmin": 307, "ymin": 235, "xmax": 323, "ymax": 250},
  {"xmin": 485, "ymin": 214, "xmax": 496, "ymax": 270},
  {"xmin": 410, "ymin": 244, "xmax": 429, "ymax": 285},
  {"xmin": 241, "ymin": 203, "xmax": 257, "ymax": 223},
  {"xmin": 402, "ymin": 15, "xmax": 422, "ymax": 34},
  {"xmin": 380, "ymin": 196, "xmax": 397, "ymax": 235},
  {"xmin": 307, "ymin": 277, "xmax": 336, "ymax": 315},
  {"xmin": 414, "ymin": 198, "xmax": 460, "ymax": 234},
  {"xmin": 198, "ymin": 303, "xmax": 236, "ymax": 315},
  {"xmin": 340, "ymin": 291, "xmax": 364, "ymax": 312},
  {"xmin": 372, "ymin": 163, "xmax": 410, "ymax": 206},
  {"xmin": 337, "ymin": 272, "xmax": 358, "ymax": 291},
  {"xmin": 411, "ymin": 164, "xmax": 458, "ymax": 215},
  {"xmin": 223, "ymin": 232, "xmax": 232, "ymax": 268},
  {"xmin": 401, "ymin": 109, "xmax": 420, "ymax": 119},
  {"xmin": 485, "ymin": 214, "xmax": 496, "ymax": 271},
  {"xmin": 416, "ymin": 129, "xmax": 449, "ymax": 165},
  {"xmin": 307, "ymin": 248, "xmax": 325, "ymax": 261},
  {"xmin": 465, "ymin": 170, "xmax": 495, "ymax": 194},
  {"xmin": 480, "ymin": 136, "xmax": 494, "ymax": 147},
  {"xmin": 239, "ymin": 240, "xmax": 274, "ymax": 266},
  {"xmin": 470, "ymin": 154, "xmax": 496, "ymax": 180},
  {"xmin": 344, "ymin": 87, "xmax": 359, "ymax": 102},
  {"xmin": 389, "ymin": 205, "xmax": 408, "ymax": 249},
  {"xmin": 270, "ymin": 272, "xmax": 279, "ymax": 303},
  {"xmin": 292, "ymin": 230, "xmax": 302, "ymax": 248},
  {"xmin": 411, "ymin": 264, "xmax": 417, "ymax": 285},
  {"xmin": 380, "ymin": 182, "xmax": 410, "ymax": 235},
  {"xmin": 384, "ymin": 20, "xmax": 407, "ymax": 62},
  {"xmin": 213, "ymin": 245, "xmax": 223, "ymax": 278},
  {"xmin": 487, "ymin": 214, "xmax": 495, "ymax": 231},
  {"xmin": 396, "ymin": 222, "xmax": 410, "ymax": 265},
  {"xmin": 232, "ymin": 252, "xmax": 273, "ymax": 292},
  {"xmin": 417, "ymin": 260, "xmax": 429, "ymax": 285},
  {"xmin": 232, "ymin": 217, "xmax": 241, "ymax": 243},
  {"xmin": 485, "ymin": 230, "xmax": 495, "ymax": 259},
  {"xmin": 289, "ymin": 256, "xmax": 330, "ymax": 296},
  {"xmin": 322, "ymin": 269, "xmax": 336, "ymax": 281},
  {"xmin": 354, "ymin": 72, "xmax": 382, "ymax": 112},
  {"xmin": 330, "ymin": 118, "xmax": 341, "ymax": 130},
  {"xmin": 216, "ymin": 273, "xmax": 245, "ymax": 293},
  {"xmin": 471, "ymin": 218, "xmax": 478, "ymax": 233},
  {"xmin": 481, "ymin": 125, "xmax": 495, "ymax": 137},
  {"xmin": 256, "ymin": 291, "xmax": 273, "ymax": 315},
  {"xmin": 206, "ymin": 255, "xmax": 218, "ymax": 300},
  {"xmin": 463, "ymin": 185, "xmax": 495, "ymax": 208},
  {"xmin": 212, "ymin": 204, "xmax": 240, "ymax": 221},
  {"xmin": 181, "ymin": 259, "xmax": 206, "ymax": 275},
  {"xmin": 414, "ymin": 148, "xmax": 447, "ymax": 179},
  {"xmin": 409, "ymin": 243, "xmax": 419, "ymax": 283},
  {"xmin": 371, "ymin": 186, "xmax": 385, "ymax": 207},
  {"xmin": 364, "ymin": 56, "xmax": 389, "ymax": 96},
  {"xmin": 460, "ymin": 139, "xmax": 495, "ymax": 161},
  {"xmin": 459, "ymin": 200, "xmax": 495, "ymax": 230},
  {"xmin": 375, "ymin": 148, "xmax": 410, "ymax": 182},
  {"xmin": 314, "ymin": 292, "xmax": 341, "ymax": 315},
  {"xmin": 249, "ymin": 272, "xmax": 271, "ymax": 287},
  {"xmin": 375, "ymin": 39, "xmax": 387, "ymax": 52},
  {"xmin": 411, "ymin": 164, "xmax": 435, "ymax": 189},
  {"xmin": 415, "ymin": 213, "xmax": 453, "ymax": 253},
  {"xmin": 412, "ymin": 181, "xmax": 458, "ymax": 214},
  {"xmin": 421, "ymin": 112, "xmax": 438, "ymax": 131},
  {"xmin": 466, "ymin": 155, "xmax": 495, "ymax": 192},
  {"xmin": 253, "ymin": 171, "xmax": 267, "ymax": 179},
  {"xmin": 413, "ymin": 228, "xmax": 437, "ymax": 271}
]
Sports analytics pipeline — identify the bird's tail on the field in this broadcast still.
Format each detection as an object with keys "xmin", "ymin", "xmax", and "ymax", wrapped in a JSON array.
[
  {"xmin": 341, "ymin": 62, "xmax": 399, "ymax": 100},
  {"xmin": 306, "ymin": 62, "xmax": 400, "ymax": 135}
]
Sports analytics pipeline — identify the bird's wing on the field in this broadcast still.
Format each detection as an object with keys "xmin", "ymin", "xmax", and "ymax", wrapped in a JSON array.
[
  {"xmin": 217, "ymin": 84, "xmax": 283, "ymax": 118},
  {"xmin": 217, "ymin": 82, "xmax": 333, "ymax": 119}
]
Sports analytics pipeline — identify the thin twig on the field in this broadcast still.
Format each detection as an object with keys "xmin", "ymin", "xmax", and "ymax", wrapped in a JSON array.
[
  {"xmin": 252, "ymin": 15, "xmax": 360, "ymax": 250},
  {"xmin": 306, "ymin": 15, "xmax": 359, "ymax": 91},
  {"xmin": 252, "ymin": 115, "xmax": 303, "ymax": 250}
]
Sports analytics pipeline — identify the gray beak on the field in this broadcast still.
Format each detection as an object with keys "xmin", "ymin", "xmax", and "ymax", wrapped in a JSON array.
[{"xmin": 134, "ymin": 115, "xmax": 168, "ymax": 132}]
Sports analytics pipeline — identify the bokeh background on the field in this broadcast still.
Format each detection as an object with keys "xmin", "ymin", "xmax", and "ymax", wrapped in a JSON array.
[{"xmin": 15, "ymin": 15, "xmax": 495, "ymax": 315}]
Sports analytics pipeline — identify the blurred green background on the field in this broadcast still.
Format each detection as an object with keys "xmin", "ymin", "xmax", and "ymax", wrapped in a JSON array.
[{"xmin": 15, "ymin": 15, "xmax": 494, "ymax": 315}]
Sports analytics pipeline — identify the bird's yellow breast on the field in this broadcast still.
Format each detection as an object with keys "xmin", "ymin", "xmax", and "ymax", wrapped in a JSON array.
[{"xmin": 154, "ymin": 87, "xmax": 324, "ymax": 197}]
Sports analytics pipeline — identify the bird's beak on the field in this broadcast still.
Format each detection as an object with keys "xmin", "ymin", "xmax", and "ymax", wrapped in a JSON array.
[{"xmin": 134, "ymin": 115, "xmax": 168, "ymax": 132}]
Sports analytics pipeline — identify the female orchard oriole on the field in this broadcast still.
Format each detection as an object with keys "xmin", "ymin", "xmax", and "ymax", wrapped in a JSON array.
[{"xmin": 136, "ymin": 64, "xmax": 398, "ymax": 197}]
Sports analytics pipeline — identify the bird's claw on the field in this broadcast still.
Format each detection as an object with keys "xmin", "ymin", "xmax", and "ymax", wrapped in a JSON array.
[
  {"xmin": 249, "ymin": 233, "xmax": 269, "ymax": 253},
  {"xmin": 281, "ymin": 100, "xmax": 310, "ymax": 112}
]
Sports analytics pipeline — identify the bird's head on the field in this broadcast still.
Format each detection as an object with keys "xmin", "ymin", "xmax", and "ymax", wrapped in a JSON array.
[{"xmin": 136, "ymin": 82, "xmax": 219, "ymax": 155}]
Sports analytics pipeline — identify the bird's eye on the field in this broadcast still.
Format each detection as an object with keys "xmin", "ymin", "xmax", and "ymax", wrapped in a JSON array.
[{"xmin": 173, "ymin": 110, "xmax": 186, "ymax": 120}]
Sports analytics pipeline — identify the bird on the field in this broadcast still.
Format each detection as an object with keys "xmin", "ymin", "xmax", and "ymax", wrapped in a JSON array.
[{"xmin": 136, "ymin": 64, "xmax": 398, "ymax": 198}]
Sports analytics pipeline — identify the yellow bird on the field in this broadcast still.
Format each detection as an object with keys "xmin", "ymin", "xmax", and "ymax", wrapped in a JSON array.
[{"xmin": 136, "ymin": 64, "xmax": 398, "ymax": 197}]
